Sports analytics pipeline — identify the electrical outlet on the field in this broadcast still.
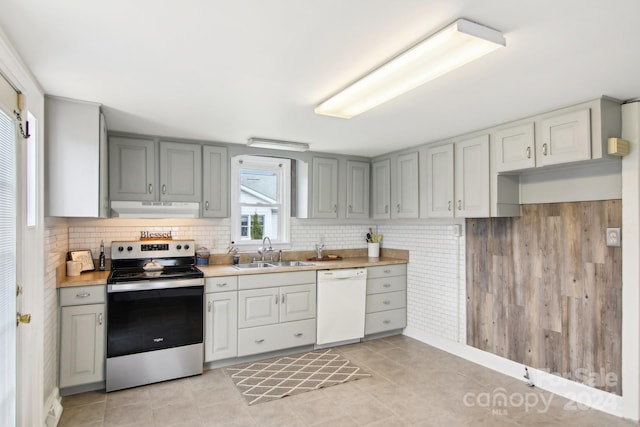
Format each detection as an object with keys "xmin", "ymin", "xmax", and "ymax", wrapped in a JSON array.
[{"xmin": 606, "ymin": 228, "xmax": 621, "ymax": 247}]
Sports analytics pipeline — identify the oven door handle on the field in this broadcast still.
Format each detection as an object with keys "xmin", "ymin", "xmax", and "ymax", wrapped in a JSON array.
[{"xmin": 107, "ymin": 278, "xmax": 204, "ymax": 293}]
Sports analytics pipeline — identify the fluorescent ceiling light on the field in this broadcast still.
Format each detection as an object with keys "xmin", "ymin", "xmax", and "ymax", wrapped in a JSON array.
[
  {"xmin": 315, "ymin": 18, "xmax": 506, "ymax": 119},
  {"xmin": 247, "ymin": 138, "xmax": 310, "ymax": 152}
]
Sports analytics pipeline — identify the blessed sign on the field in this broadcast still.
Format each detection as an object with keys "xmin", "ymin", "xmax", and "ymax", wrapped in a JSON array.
[{"xmin": 140, "ymin": 231, "xmax": 173, "ymax": 240}]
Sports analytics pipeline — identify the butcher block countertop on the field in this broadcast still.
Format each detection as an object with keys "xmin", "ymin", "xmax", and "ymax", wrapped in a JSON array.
[{"xmin": 57, "ymin": 248, "xmax": 409, "ymax": 288}]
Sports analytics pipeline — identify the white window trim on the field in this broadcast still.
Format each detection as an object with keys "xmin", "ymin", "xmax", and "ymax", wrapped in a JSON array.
[{"xmin": 230, "ymin": 155, "xmax": 291, "ymax": 250}]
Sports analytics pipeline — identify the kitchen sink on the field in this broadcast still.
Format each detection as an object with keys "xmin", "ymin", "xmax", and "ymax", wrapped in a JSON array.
[
  {"xmin": 232, "ymin": 262, "xmax": 275, "ymax": 270},
  {"xmin": 267, "ymin": 261, "xmax": 314, "ymax": 267}
]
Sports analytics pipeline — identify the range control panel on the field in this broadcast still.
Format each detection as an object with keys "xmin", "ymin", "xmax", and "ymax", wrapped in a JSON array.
[{"xmin": 111, "ymin": 240, "xmax": 195, "ymax": 260}]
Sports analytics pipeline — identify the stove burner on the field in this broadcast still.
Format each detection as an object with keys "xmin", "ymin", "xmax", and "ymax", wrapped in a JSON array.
[{"xmin": 108, "ymin": 266, "xmax": 203, "ymax": 283}]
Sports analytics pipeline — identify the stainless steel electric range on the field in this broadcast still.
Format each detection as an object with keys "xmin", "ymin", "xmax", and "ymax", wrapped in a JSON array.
[{"xmin": 106, "ymin": 240, "xmax": 204, "ymax": 392}]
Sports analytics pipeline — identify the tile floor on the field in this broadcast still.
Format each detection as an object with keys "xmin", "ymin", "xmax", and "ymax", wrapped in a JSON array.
[{"xmin": 59, "ymin": 336, "xmax": 638, "ymax": 426}]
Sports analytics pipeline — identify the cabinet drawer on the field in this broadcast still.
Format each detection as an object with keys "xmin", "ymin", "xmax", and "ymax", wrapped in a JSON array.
[
  {"xmin": 239, "ymin": 271, "xmax": 316, "ymax": 290},
  {"xmin": 205, "ymin": 276, "xmax": 238, "ymax": 292},
  {"xmin": 365, "ymin": 308, "xmax": 406, "ymax": 335},
  {"xmin": 60, "ymin": 286, "xmax": 106, "ymax": 306},
  {"xmin": 367, "ymin": 276, "xmax": 406, "ymax": 295},
  {"xmin": 367, "ymin": 264, "xmax": 406, "ymax": 279},
  {"xmin": 366, "ymin": 291, "xmax": 406, "ymax": 313},
  {"xmin": 238, "ymin": 319, "xmax": 316, "ymax": 357}
]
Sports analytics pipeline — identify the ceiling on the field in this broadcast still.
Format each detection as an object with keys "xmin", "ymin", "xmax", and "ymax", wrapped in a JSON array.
[{"xmin": 1, "ymin": 0, "xmax": 640, "ymax": 157}]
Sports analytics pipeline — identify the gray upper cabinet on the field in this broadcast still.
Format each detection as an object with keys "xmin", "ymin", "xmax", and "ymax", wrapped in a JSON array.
[
  {"xmin": 371, "ymin": 159, "xmax": 391, "ymax": 219},
  {"xmin": 159, "ymin": 141, "xmax": 201, "ymax": 202},
  {"xmin": 455, "ymin": 134, "xmax": 490, "ymax": 217},
  {"xmin": 425, "ymin": 144, "xmax": 454, "ymax": 218},
  {"xmin": 45, "ymin": 96, "xmax": 109, "ymax": 217},
  {"xmin": 109, "ymin": 137, "xmax": 202, "ymax": 203},
  {"xmin": 537, "ymin": 109, "xmax": 591, "ymax": 167},
  {"xmin": 391, "ymin": 152, "xmax": 419, "ymax": 219},
  {"xmin": 494, "ymin": 123, "xmax": 536, "ymax": 172},
  {"xmin": 346, "ymin": 160, "xmax": 370, "ymax": 219},
  {"xmin": 312, "ymin": 157, "xmax": 338, "ymax": 218},
  {"xmin": 109, "ymin": 136, "xmax": 157, "ymax": 201},
  {"xmin": 202, "ymin": 145, "xmax": 228, "ymax": 217}
]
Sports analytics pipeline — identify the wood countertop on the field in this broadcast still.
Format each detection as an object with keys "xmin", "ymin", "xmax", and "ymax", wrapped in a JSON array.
[{"xmin": 57, "ymin": 254, "xmax": 408, "ymax": 288}]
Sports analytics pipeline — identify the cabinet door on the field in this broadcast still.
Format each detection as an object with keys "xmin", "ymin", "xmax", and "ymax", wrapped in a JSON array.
[
  {"xmin": 371, "ymin": 159, "xmax": 391, "ymax": 219},
  {"xmin": 109, "ymin": 137, "xmax": 156, "ymax": 201},
  {"xmin": 426, "ymin": 144, "xmax": 454, "ymax": 218},
  {"xmin": 312, "ymin": 157, "xmax": 338, "ymax": 218},
  {"xmin": 280, "ymin": 283, "xmax": 316, "ymax": 323},
  {"xmin": 59, "ymin": 304, "xmax": 105, "ymax": 388},
  {"xmin": 159, "ymin": 141, "xmax": 202, "ymax": 202},
  {"xmin": 204, "ymin": 291, "xmax": 237, "ymax": 362},
  {"xmin": 238, "ymin": 288, "xmax": 279, "ymax": 328},
  {"xmin": 494, "ymin": 123, "xmax": 535, "ymax": 172},
  {"xmin": 98, "ymin": 113, "xmax": 109, "ymax": 217},
  {"xmin": 346, "ymin": 161, "xmax": 370, "ymax": 219},
  {"xmin": 202, "ymin": 146, "xmax": 228, "ymax": 218},
  {"xmin": 393, "ymin": 152, "xmax": 419, "ymax": 219},
  {"xmin": 538, "ymin": 109, "xmax": 591, "ymax": 167},
  {"xmin": 455, "ymin": 135, "xmax": 490, "ymax": 217}
]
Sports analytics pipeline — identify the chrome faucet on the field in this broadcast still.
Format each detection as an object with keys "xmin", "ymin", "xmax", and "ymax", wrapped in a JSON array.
[
  {"xmin": 258, "ymin": 236, "xmax": 273, "ymax": 262},
  {"xmin": 315, "ymin": 243, "xmax": 325, "ymax": 259}
]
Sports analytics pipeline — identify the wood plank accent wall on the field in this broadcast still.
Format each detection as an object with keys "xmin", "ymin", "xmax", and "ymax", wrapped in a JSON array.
[{"xmin": 466, "ymin": 200, "xmax": 622, "ymax": 395}]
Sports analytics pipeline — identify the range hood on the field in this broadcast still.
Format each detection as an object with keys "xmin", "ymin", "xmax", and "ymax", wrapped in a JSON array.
[{"xmin": 110, "ymin": 201, "xmax": 200, "ymax": 218}]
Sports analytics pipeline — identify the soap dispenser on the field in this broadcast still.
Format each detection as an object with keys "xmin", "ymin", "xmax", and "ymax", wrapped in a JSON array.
[{"xmin": 98, "ymin": 240, "xmax": 106, "ymax": 271}]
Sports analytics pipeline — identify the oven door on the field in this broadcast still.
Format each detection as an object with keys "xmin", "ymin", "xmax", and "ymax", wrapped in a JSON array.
[{"xmin": 107, "ymin": 279, "xmax": 203, "ymax": 358}]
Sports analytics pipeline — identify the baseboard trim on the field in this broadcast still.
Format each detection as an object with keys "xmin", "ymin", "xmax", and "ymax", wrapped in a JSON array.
[
  {"xmin": 403, "ymin": 326, "xmax": 625, "ymax": 419},
  {"xmin": 44, "ymin": 387, "xmax": 63, "ymax": 427}
]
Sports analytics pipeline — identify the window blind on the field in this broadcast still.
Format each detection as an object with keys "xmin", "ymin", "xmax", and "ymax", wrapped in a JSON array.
[{"xmin": 0, "ymin": 106, "xmax": 17, "ymax": 427}]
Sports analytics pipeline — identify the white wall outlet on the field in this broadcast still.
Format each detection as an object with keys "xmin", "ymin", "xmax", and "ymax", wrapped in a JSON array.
[
  {"xmin": 452, "ymin": 225, "xmax": 461, "ymax": 237},
  {"xmin": 606, "ymin": 227, "xmax": 621, "ymax": 247}
]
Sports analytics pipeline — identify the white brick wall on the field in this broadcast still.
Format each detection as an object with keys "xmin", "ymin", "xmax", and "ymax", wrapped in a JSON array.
[
  {"xmin": 43, "ymin": 221, "xmax": 68, "ymax": 401},
  {"xmin": 67, "ymin": 219, "xmax": 466, "ymax": 343}
]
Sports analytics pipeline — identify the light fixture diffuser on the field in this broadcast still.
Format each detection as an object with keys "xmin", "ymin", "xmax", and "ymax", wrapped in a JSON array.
[
  {"xmin": 247, "ymin": 138, "xmax": 310, "ymax": 152},
  {"xmin": 315, "ymin": 18, "xmax": 506, "ymax": 119}
]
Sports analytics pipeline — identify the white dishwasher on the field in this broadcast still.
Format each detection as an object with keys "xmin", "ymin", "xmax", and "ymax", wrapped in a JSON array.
[{"xmin": 316, "ymin": 268, "xmax": 367, "ymax": 347}]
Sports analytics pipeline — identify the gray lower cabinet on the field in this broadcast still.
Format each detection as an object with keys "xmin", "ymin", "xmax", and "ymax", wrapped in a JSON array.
[
  {"xmin": 59, "ymin": 286, "xmax": 106, "ymax": 390},
  {"xmin": 237, "ymin": 271, "xmax": 316, "ymax": 357},
  {"xmin": 204, "ymin": 277, "xmax": 238, "ymax": 362},
  {"xmin": 365, "ymin": 264, "xmax": 407, "ymax": 335}
]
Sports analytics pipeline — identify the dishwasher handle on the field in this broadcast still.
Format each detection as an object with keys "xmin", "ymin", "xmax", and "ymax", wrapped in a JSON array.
[{"xmin": 317, "ymin": 268, "xmax": 367, "ymax": 281}]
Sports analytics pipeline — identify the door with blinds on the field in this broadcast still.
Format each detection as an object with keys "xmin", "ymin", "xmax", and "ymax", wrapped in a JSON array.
[{"xmin": 0, "ymin": 74, "xmax": 18, "ymax": 427}]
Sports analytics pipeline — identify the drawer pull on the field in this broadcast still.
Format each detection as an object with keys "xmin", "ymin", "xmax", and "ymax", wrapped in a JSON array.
[
  {"xmin": 294, "ymin": 332, "xmax": 303, "ymax": 337},
  {"xmin": 216, "ymin": 283, "xmax": 227, "ymax": 287},
  {"xmin": 383, "ymin": 283, "xmax": 391, "ymax": 288},
  {"xmin": 383, "ymin": 269, "xmax": 391, "ymax": 274},
  {"xmin": 255, "ymin": 339, "xmax": 264, "ymax": 344},
  {"xmin": 383, "ymin": 320, "xmax": 391, "ymax": 324},
  {"xmin": 383, "ymin": 300, "xmax": 391, "ymax": 305},
  {"xmin": 76, "ymin": 292, "xmax": 91, "ymax": 298}
]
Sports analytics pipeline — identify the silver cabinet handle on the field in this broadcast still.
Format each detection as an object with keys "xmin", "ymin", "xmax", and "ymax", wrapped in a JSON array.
[
  {"xmin": 76, "ymin": 292, "xmax": 90, "ymax": 298},
  {"xmin": 457, "ymin": 200, "xmax": 462, "ymax": 210},
  {"xmin": 148, "ymin": 183, "xmax": 153, "ymax": 194},
  {"xmin": 383, "ymin": 319, "xmax": 391, "ymax": 324},
  {"xmin": 542, "ymin": 143, "xmax": 548, "ymax": 156},
  {"xmin": 255, "ymin": 339, "xmax": 264, "ymax": 344},
  {"xmin": 162, "ymin": 184, "xmax": 167, "ymax": 194},
  {"xmin": 333, "ymin": 204, "xmax": 337, "ymax": 213},
  {"xmin": 448, "ymin": 201, "xmax": 452, "ymax": 211},
  {"xmin": 275, "ymin": 294, "xmax": 278, "ymax": 304},
  {"xmin": 396, "ymin": 204, "xmax": 400, "ymax": 213},
  {"xmin": 281, "ymin": 294, "xmax": 285, "ymax": 304},
  {"xmin": 348, "ymin": 205, "xmax": 352, "ymax": 213},
  {"xmin": 294, "ymin": 332, "xmax": 303, "ymax": 337},
  {"xmin": 384, "ymin": 205, "xmax": 389, "ymax": 214},
  {"xmin": 383, "ymin": 300, "xmax": 391, "ymax": 305},
  {"xmin": 207, "ymin": 301, "xmax": 212, "ymax": 312},
  {"xmin": 383, "ymin": 283, "xmax": 391, "ymax": 288},
  {"xmin": 98, "ymin": 313, "xmax": 103, "ymax": 325},
  {"xmin": 216, "ymin": 282, "xmax": 227, "ymax": 287},
  {"xmin": 384, "ymin": 269, "xmax": 391, "ymax": 274},
  {"xmin": 205, "ymin": 201, "xmax": 210, "ymax": 211},
  {"xmin": 526, "ymin": 146, "xmax": 531, "ymax": 159}
]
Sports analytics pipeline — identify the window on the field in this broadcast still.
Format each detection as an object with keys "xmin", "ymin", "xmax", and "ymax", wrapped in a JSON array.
[{"xmin": 230, "ymin": 155, "xmax": 290, "ymax": 247}]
